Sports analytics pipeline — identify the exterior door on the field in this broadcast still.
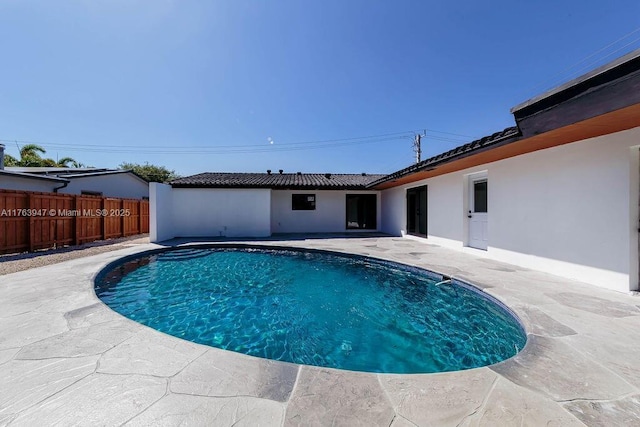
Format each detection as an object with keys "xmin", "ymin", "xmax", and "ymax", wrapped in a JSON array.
[
  {"xmin": 406, "ymin": 186, "xmax": 427, "ymax": 237},
  {"xmin": 468, "ymin": 177, "xmax": 488, "ymax": 250},
  {"xmin": 346, "ymin": 194, "xmax": 377, "ymax": 230}
]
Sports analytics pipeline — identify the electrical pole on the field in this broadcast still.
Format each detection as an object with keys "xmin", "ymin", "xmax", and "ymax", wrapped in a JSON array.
[{"xmin": 413, "ymin": 131, "xmax": 425, "ymax": 163}]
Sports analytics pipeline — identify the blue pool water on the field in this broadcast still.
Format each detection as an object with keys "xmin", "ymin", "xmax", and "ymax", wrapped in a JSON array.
[{"xmin": 95, "ymin": 246, "xmax": 526, "ymax": 374}]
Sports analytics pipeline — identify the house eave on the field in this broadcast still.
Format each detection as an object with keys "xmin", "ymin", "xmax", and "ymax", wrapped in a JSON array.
[{"xmin": 170, "ymin": 184, "xmax": 377, "ymax": 191}]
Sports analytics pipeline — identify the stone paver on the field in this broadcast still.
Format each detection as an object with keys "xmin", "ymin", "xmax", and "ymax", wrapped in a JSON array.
[
  {"xmin": 171, "ymin": 348, "xmax": 299, "ymax": 402},
  {"xmin": 0, "ymin": 356, "xmax": 99, "ymax": 415},
  {"xmin": 490, "ymin": 335, "xmax": 635, "ymax": 401},
  {"xmin": 285, "ymin": 366, "xmax": 395, "ymax": 426},
  {"xmin": 98, "ymin": 328, "xmax": 206, "ymax": 377},
  {"xmin": 126, "ymin": 394, "xmax": 285, "ymax": 426},
  {"xmin": 463, "ymin": 377, "xmax": 585, "ymax": 426},
  {"xmin": 16, "ymin": 321, "xmax": 136, "ymax": 360},
  {"xmin": 10, "ymin": 373, "xmax": 166, "ymax": 426},
  {"xmin": 563, "ymin": 394, "xmax": 640, "ymax": 427},
  {"xmin": 0, "ymin": 236, "xmax": 639, "ymax": 425},
  {"xmin": 380, "ymin": 368, "xmax": 497, "ymax": 426}
]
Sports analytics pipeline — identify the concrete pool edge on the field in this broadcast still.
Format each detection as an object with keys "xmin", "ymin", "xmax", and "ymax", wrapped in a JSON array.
[{"xmin": 1, "ymin": 236, "xmax": 639, "ymax": 425}]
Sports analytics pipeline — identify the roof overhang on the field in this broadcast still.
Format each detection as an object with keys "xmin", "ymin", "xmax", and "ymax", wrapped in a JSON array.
[
  {"xmin": 372, "ymin": 102, "xmax": 640, "ymax": 190},
  {"xmin": 170, "ymin": 184, "xmax": 378, "ymax": 191},
  {"xmin": 56, "ymin": 169, "xmax": 150, "ymax": 185},
  {"xmin": 0, "ymin": 170, "xmax": 69, "ymax": 183},
  {"xmin": 372, "ymin": 49, "xmax": 640, "ymax": 190}
]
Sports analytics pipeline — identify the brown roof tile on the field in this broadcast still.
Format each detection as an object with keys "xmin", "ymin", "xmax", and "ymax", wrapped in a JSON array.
[{"xmin": 170, "ymin": 172, "xmax": 385, "ymax": 190}]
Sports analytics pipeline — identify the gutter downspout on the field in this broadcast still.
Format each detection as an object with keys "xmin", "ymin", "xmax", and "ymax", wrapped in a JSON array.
[{"xmin": 53, "ymin": 180, "xmax": 69, "ymax": 193}]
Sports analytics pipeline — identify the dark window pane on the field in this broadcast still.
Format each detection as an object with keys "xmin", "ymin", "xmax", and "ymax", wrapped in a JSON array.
[
  {"xmin": 474, "ymin": 181, "xmax": 487, "ymax": 213},
  {"xmin": 406, "ymin": 186, "xmax": 428, "ymax": 237},
  {"xmin": 292, "ymin": 194, "xmax": 316, "ymax": 210}
]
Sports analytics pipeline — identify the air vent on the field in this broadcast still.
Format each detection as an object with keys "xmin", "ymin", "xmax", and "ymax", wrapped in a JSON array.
[
  {"xmin": 267, "ymin": 169, "xmax": 272, "ymax": 175},
  {"xmin": 325, "ymin": 173, "xmax": 331, "ymax": 179}
]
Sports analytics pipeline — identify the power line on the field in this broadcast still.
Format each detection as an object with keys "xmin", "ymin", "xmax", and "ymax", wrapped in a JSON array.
[
  {"xmin": 0, "ymin": 127, "xmax": 474, "ymax": 155},
  {"xmin": 527, "ymin": 25, "xmax": 640, "ymax": 96}
]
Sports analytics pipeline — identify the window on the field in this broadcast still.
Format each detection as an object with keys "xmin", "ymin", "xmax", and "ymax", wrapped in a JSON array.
[
  {"xmin": 81, "ymin": 190, "xmax": 103, "ymax": 196},
  {"xmin": 473, "ymin": 180, "xmax": 487, "ymax": 213},
  {"xmin": 346, "ymin": 194, "xmax": 377, "ymax": 229},
  {"xmin": 292, "ymin": 194, "xmax": 316, "ymax": 210}
]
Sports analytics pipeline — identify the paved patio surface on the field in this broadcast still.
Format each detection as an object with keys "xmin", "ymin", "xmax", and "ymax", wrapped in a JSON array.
[{"xmin": 1, "ymin": 236, "xmax": 639, "ymax": 426}]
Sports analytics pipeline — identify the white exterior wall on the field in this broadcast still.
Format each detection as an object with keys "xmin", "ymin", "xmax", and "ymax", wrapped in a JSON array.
[
  {"xmin": 271, "ymin": 190, "xmax": 380, "ymax": 233},
  {"xmin": 150, "ymin": 186, "xmax": 272, "ymax": 241},
  {"xmin": 381, "ymin": 173, "xmax": 465, "ymax": 248},
  {"xmin": 60, "ymin": 174, "xmax": 149, "ymax": 199},
  {"xmin": 382, "ymin": 127, "xmax": 640, "ymax": 292},
  {"xmin": 0, "ymin": 175, "xmax": 59, "ymax": 192},
  {"xmin": 150, "ymin": 183, "xmax": 174, "ymax": 242}
]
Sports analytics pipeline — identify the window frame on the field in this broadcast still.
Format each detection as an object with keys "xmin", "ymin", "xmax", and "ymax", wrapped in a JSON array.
[{"xmin": 292, "ymin": 193, "xmax": 316, "ymax": 211}]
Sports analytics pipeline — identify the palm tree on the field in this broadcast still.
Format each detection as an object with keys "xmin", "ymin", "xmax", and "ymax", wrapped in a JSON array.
[
  {"xmin": 56, "ymin": 157, "xmax": 77, "ymax": 168},
  {"xmin": 10, "ymin": 144, "xmax": 83, "ymax": 168},
  {"xmin": 3, "ymin": 153, "xmax": 18, "ymax": 166},
  {"xmin": 18, "ymin": 144, "xmax": 47, "ymax": 167}
]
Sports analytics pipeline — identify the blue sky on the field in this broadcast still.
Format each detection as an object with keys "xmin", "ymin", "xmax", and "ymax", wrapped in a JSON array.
[{"xmin": 1, "ymin": 1, "xmax": 639, "ymax": 176}]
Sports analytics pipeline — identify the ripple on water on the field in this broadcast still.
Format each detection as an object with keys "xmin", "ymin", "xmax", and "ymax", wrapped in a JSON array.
[{"xmin": 95, "ymin": 247, "xmax": 526, "ymax": 374}]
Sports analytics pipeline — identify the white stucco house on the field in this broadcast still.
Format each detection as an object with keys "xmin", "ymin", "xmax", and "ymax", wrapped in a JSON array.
[
  {"xmin": 151, "ymin": 172, "xmax": 384, "ymax": 241},
  {"xmin": 0, "ymin": 162, "xmax": 149, "ymax": 199},
  {"xmin": 152, "ymin": 49, "xmax": 640, "ymax": 293}
]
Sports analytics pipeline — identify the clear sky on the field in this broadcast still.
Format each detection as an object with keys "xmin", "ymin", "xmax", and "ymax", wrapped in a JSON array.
[{"xmin": 1, "ymin": 1, "xmax": 639, "ymax": 176}]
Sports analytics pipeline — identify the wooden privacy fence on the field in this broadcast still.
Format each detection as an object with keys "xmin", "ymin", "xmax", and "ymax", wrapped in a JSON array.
[{"xmin": 0, "ymin": 190, "xmax": 149, "ymax": 255}]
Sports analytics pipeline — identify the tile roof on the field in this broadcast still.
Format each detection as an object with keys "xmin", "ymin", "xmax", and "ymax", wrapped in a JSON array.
[
  {"xmin": 367, "ymin": 126, "xmax": 521, "ymax": 188},
  {"xmin": 170, "ymin": 172, "xmax": 386, "ymax": 190}
]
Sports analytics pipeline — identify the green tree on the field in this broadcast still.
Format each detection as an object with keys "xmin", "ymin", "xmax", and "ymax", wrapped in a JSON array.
[
  {"xmin": 11, "ymin": 144, "xmax": 79, "ymax": 167},
  {"xmin": 119, "ymin": 162, "xmax": 179, "ymax": 183},
  {"xmin": 18, "ymin": 144, "xmax": 47, "ymax": 166},
  {"xmin": 3, "ymin": 153, "xmax": 18, "ymax": 166},
  {"xmin": 56, "ymin": 157, "xmax": 78, "ymax": 167}
]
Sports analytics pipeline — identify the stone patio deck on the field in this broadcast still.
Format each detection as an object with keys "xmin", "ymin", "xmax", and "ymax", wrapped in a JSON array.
[{"xmin": 1, "ymin": 236, "xmax": 639, "ymax": 426}]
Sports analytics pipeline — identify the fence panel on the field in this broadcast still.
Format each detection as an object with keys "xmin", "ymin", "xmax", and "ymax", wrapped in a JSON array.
[
  {"xmin": 123, "ymin": 199, "xmax": 140, "ymax": 236},
  {"xmin": 0, "ymin": 189, "xmax": 148, "ymax": 255},
  {"xmin": 0, "ymin": 191, "xmax": 29, "ymax": 253},
  {"xmin": 103, "ymin": 198, "xmax": 123, "ymax": 239},
  {"xmin": 76, "ymin": 196, "xmax": 103, "ymax": 245},
  {"xmin": 29, "ymin": 193, "xmax": 74, "ymax": 251},
  {"xmin": 140, "ymin": 201, "xmax": 150, "ymax": 233}
]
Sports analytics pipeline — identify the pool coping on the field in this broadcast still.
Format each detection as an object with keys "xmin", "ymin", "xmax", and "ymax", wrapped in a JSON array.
[{"xmin": 1, "ymin": 236, "xmax": 639, "ymax": 425}]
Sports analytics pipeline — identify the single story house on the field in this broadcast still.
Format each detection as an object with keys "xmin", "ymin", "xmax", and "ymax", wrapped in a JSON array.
[
  {"xmin": 152, "ymin": 48, "xmax": 640, "ymax": 293},
  {"xmin": 151, "ymin": 172, "xmax": 384, "ymax": 241},
  {"xmin": 0, "ymin": 162, "xmax": 149, "ymax": 199}
]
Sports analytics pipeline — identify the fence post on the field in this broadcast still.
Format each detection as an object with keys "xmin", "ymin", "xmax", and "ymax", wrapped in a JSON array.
[
  {"xmin": 28, "ymin": 192, "xmax": 35, "ymax": 252},
  {"xmin": 121, "ymin": 199, "xmax": 125, "ymax": 237},
  {"xmin": 73, "ymin": 195, "xmax": 79, "ymax": 246},
  {"xmin": 138, "ymin": 200, "xmax": 142, "ymax": 235},
  {"xmin": 101, "ymin": 197, "xmax": 106, "ymax": 240}
]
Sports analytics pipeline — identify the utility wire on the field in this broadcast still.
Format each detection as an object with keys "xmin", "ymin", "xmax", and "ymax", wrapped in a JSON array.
[
  {"xmin": 0, "ymin": 127, "xmax": 474, "ymax": 155},
  {"xmin": 527, "ymin": 25, "xmax": 640, "ymax": 96}
]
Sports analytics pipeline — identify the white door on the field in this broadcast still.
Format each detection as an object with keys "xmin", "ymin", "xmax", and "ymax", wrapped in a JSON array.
[{"xmin": 468, "ymin": 177, "xmax": 488, "ymax": 250}]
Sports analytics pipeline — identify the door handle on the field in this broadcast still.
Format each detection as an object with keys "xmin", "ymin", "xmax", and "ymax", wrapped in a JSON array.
[{"xmin": 468, "ymin": 214, "xmax": 472, "ymax": 218}]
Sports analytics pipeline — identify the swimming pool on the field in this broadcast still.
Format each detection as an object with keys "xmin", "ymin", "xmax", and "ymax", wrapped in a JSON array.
[{"xmin": 95, "ymin": 245, "xmax": 526, "ymax": 374}]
